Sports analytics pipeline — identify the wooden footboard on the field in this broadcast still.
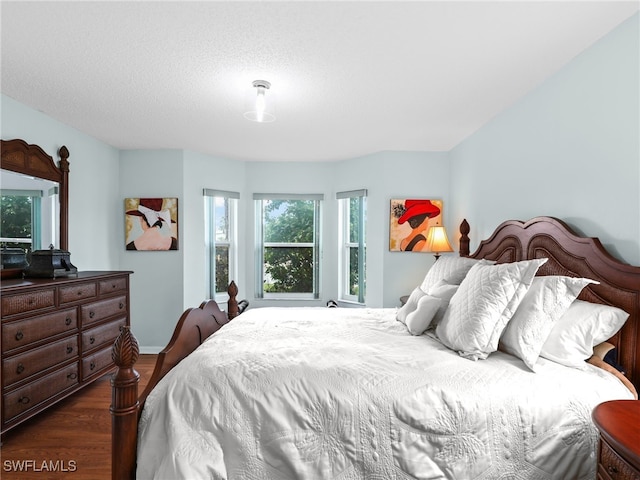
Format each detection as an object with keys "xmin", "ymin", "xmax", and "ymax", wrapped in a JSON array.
[{"xmin": 110, "ymin": 282, "xmax": 239, "ymax": 480}]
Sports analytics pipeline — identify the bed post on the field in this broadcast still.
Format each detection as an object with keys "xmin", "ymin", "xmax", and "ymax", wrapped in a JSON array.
[
  {"xmin": 459, "ymin": 218, "xmax": 470, "ymax": 257},
  {"xmin": 57, "ymin": 145, "xmax": 70, "ymax": 250},
  {"xmin": 227, "ymin": 280, "xmax": 239, "ymax": 319},
  {"xmin": 110, "ymin": 326, "xmax": 140, "ymax": 480}
]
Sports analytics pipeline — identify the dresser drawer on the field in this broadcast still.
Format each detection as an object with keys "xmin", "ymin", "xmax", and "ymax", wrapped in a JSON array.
[
  {"xmin": 599, "ymin": 439, "xmax": 639, "ymax": 480},
  {"xmin": 3, "ymin": 363, "xmax": 79, "ymax": 424},
  {"xmin": 1, "ymin": 288, "xmax": 56, "ymax": 317},
  {"xmin": 3, "ymin": 335, "xmax": 79, "ymax": 387},
  {"xmin": 99, "ymin": 276, "xmax": 128, "ymax": 295},
  {"xmin": 82, "ymin": 345, "xmax": 115, "ymax": 380},
  {"xmin": 58, "ymin": 282, "xmax": 97, "ymax": 304},
  {"xmin": 80, "ymin": 295, "xmax": 127, "ymax": 327},
  {"xmin": 82, "ymin": 317, "xmax": 126, "ymax": 353},
  {"xmin": 2, "ymin": 308, "xmax": 78, "ymax": 352}
]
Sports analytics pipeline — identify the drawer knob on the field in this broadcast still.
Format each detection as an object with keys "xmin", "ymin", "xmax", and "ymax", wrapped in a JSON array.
[
  {"xmin": 607, "ymin": 465, "xmax": 619, "ymax": 475},
  {"xmin": 111, "ymin": 284, "xmax": 117, "ymax": 289},
  {"xmin": 67, "ymin": 372, "xmax": 77, "ymax": 380},
  {"xmin": 15, "ymin": 331, "xmax": 24, "ymax": 341},
  {"xmin": 89, "ymin": 311, "xmax": 95, "ymax": 319},
  {"xmin": 89, "ymin": 336, "xmax": 95, "ymax": 344},
  {"xmin": 90, "ymin": 361, "xmax": 96, "ymax": 370},
  {"xmin": 77, "ymin": 291, "xmax": 82, "ymax": 296},
  {"xmin": 65, "ymin": 317, "xmax": 72, "ymax": 325},
  {"xmin": 119, "ymin": 302, "xmax": 124, "ymax": 309},
  {"xmin": 18, "ymin": 396, "xmax": 30, "ymax": 405},
  {"xmin": 67, "ymin": 346, "xmax": 73, "ymax": 354},
  {"xmin": 16, "ymin": 363, "xmax": 25, "ymax": 374}
]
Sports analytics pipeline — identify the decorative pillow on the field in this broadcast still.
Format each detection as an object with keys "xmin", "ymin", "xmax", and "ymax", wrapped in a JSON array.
[
  {"xmin": 426, "ymin": 281, "xmax": 459, "ymax": 327},
  {"xmin": 405, "ymin": 295, "xmax": 443, "ymax": 336},
  {"xmin": 499, "ymin": 276, "xmax": 598, "ymax": 371},
  {"xmin": 396, "ymin": 287, "xmax": 427, "ymax": 324},
  {"xmin": 420, "ymin": 256, "xmax": 493, "ymax": 295},
  {"xmin": 592, "ymin": 342, "xmax": 625, "ymax": 373},
  {"xmin": 539, "ymin": 300, "xmax": 629, "ymax": 368},
  {"xmin": 593, "ymin": 341, "xmax": 615, "ymax": 361},
  {"xmin": 435, "ymin": 258, "xmax": 548, "ymax": 360}
]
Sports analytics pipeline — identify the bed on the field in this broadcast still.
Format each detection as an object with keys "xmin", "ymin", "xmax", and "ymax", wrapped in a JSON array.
[{"xmin": 110, "ymin": 216, "xmax": 640, "ymax": 480}]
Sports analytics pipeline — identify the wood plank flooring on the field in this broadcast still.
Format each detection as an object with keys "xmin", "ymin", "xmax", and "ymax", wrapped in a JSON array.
[{"xmin": 1, "ymin": 354, "xmax": 157, "ymax": 480}]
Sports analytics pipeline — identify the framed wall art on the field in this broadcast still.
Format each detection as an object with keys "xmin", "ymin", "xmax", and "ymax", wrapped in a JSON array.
[
  {"xmin": 389, "ymin": 198, "xmax": 443, "ymax": 252},
  {"xmin": 124, "ymin": 197, "xmax": 179, "ymax": 251}
]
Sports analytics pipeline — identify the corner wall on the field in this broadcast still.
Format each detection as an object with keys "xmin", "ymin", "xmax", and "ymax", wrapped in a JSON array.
[
  {"xmin": 1, "ymin": 94, "xmax": 121, "ymax": 269},
  {"xmin": 450, "ymin": 13, "xmax": 640, "ymax": 265},
  {"xmin": 182, "ymin": 150, "xmax": 246, "ymax": 310},
  {"xmin": 333, "ymin": 151, "xmax": 451, "ymax": 307}
]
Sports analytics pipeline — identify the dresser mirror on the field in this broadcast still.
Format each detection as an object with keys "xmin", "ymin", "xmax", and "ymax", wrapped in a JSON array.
[{"xmin": 1, "ymin": 139, "xmax": 69, "ymax": 277}]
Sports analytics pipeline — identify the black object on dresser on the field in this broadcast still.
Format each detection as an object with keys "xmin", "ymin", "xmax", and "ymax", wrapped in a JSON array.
[{"xmin": 1, "ymin": 271, "xmax": 132, "ymax": 435}]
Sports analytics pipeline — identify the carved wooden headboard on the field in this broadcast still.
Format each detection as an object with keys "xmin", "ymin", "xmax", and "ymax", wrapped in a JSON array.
[{"xmin": 459, "ymin": 216, "xmax": 640, "ymax": 390}]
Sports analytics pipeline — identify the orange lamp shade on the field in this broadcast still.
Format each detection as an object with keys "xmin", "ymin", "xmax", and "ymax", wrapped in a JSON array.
[{"xmin": 425, "ymin": 225, "xmax": 454, "ymax": 258}]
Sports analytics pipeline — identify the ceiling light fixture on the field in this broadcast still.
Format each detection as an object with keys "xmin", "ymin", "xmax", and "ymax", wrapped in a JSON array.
[{"xmin": 244, "ymin": 80, "xmax": 275, "ymax": 123}]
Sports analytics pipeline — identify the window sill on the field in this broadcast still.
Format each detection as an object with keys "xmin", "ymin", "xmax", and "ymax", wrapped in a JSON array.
[{"xmin": 337, "ymin": 299, "xmax": 366, "ymax": 307}]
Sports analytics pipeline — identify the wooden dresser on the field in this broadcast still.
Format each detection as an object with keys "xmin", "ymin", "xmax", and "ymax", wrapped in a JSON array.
[
  {"xmin": 1, "ymin": 271, "xmax": 132, "ymax": 435},
  {"xmin": 592, "ymin": 400, "xmax": 640, "ymax": 480}
]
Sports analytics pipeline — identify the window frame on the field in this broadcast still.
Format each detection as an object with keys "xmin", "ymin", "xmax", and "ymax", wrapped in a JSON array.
[
  {"xmin": 254, "ymin": 193, "xmax": 323, "ymax": 300},
  {"xmin": 204, "ymin": 189, "xmax": 239, "ymax": 302},
  {"xmin": 337, "ymin": 189, "xmax": 367, "ymax": 304}
]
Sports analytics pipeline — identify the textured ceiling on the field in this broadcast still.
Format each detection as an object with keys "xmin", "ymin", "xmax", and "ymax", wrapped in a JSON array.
[{"xmin": 1, "ymin": 1, "xmax": 638, "ymax": 162}]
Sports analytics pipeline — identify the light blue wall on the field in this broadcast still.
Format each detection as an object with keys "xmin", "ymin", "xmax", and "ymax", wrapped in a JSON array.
[
  {"xmin": 333, "ymin": 151, "xmax": 451, "ymax": 307},
  {"xmin": 1, "ymin": 94, "xmax": 121, "ymax": 269},
  {"xmin": 118, "ymin": 149, "xmax": 185, "ymax": 350},
  {"xmin": 182, "ymin": 150, "xmax": 246, "ymax": 309},
  {"xmin": 242, "ymin": 160, "xmax": 336, "ymax": 308},
  {"xmin": 242, "ymin": 153, "xmax": 451, "ymax": 308},
  {"xmin": 0, "ymin": 95, "xmax": 448, "ymax": 347},
  {"xmin": 450, "ymin": 13, "xmax": 640, "ymax": 265}
]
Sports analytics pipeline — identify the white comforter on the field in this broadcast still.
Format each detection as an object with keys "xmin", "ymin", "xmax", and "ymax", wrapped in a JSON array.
[{"xmin": 137, "ymin": 307, "xmax": 633, "ymax": 480}]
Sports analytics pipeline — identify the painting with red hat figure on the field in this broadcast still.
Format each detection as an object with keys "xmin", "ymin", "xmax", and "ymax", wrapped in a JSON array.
[
  {"xmin": 125, "ymin": 197, "xmax": 179, "ymax": 251},
  {"xmin": 389, "ymin": 199, "xmax": 443, "ymax": 252}
]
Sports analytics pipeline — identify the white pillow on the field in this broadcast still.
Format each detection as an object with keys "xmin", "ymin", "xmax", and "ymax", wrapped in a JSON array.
[
  {"xmin": 396, "ymin": 287, "xmax": 426, "ymax": 324},
  {"xmin": 426, "ymin": 281, "xmax": 459, "ymax": 327},
  {"xmin": 435, "ymin": 258, "xmax": 548, "ymax": 360},
  {"xmin": 539, "ymin": 300, "xmax": 629, "ymax": 369},
  {"xmin": 500, "ymin": 276, "xmax": 598, "ymax": 371},
  {"xmin": 420, "ymin": 256, "xmax": 492, "ymax": 295},
  {"xmin": 405, "ymin": 295, "xmax": 443, "ymax": 335}
]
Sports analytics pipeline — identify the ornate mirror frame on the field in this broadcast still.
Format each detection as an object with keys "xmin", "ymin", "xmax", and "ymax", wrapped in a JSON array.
[{"xmin": 1, "ymin": 138, "xmax": 70, "ymax": 254}]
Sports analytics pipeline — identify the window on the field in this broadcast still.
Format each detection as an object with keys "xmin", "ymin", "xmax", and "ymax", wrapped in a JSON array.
[
  {"xmin": 0, "ymin": 189, "xmax": 47, "ymax": 254},
  {"xmin": 204, "ymin": 189, "xmax": 239, "ymax": 300},
  {"xmin": 254, "ymin": 194, "xmax": 323, "ymax": 299},
  {"xmin": 338, "ymin": 189, "xmax": 367, "ymax": 303}
]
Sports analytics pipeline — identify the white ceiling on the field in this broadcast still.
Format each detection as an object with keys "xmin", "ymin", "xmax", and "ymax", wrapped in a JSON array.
[{"xmin": 1, "ymin": 1, "xmax": 638, "ymax": 162}]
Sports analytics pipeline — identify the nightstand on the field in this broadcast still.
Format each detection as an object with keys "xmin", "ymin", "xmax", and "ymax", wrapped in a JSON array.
[{"xmin": 592, "ymin": 400, "xmax": 640, "ymax": 480}]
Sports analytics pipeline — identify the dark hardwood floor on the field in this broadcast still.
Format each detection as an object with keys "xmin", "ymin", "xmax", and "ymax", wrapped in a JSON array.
[{"xmin": 1, "ymin": 354, "xmax": 157, "ymax": 480}]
